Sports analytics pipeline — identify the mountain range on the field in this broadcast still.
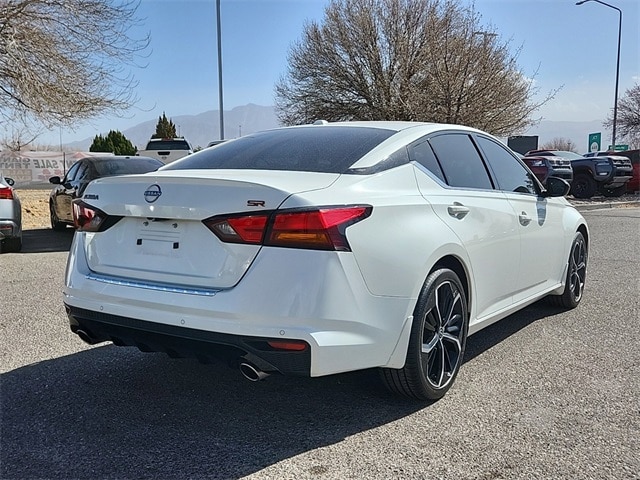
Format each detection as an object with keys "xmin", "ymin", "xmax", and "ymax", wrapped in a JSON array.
[{"xmin": 65, "ymin": 104, "xmax": 607, "ymax": 154}]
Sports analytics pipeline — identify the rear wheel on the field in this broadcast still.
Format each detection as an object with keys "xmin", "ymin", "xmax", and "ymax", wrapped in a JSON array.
[
  {"xmin": 381, "ymin": 268, "xmax": 468, "ymax": 401},
  {"xmin": 50, "ymin": 203, "xmax": 66, "ymax": 231},
  {"xmin": 570, "ymin": 173, "xmax": 597, "ymax": 199},
  {"xmin": 549, "ymin": 232, "xmax": 587, "ymax": 309}
]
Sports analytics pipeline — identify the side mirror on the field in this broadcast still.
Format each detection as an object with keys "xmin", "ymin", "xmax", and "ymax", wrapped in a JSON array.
[
  {"xmin": 49, "ymin": 176, "xmax": 62, "ymax": 185},
  {"xmin": 543, "ymin": 176, "xmax": 570, "ymax": 197},
  {"xmin": 5, "ymin": 177, "xmax": 15, "ymax": 186}
]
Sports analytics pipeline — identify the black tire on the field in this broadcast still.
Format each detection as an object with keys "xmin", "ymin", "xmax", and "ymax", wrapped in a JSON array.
[
  {"xmin": 50, "ymin": 202, "xmax": 67, "ymax": 231},
  {"xmin": 380, "ymin": 268, "xmax": 468, "ymax": 401},
  {"xmin": 2, "ymin": 236, "xmax": 22, "ymax": 253},
  {"xmin": 548, "ymin": 232, "xmax": 587, "ymax": 309},
  {"xmin": 570, "ymin": 173, "xmax": 597, "ymax": 199},
  {"xmin": 601, "ymin": 185, "xmax": 627, "ymax": 197}
]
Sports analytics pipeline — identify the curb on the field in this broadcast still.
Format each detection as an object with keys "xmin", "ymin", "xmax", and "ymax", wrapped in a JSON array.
[{"xmin": 572, "ymin": 201, "xmax": 639, "ymax": 211}]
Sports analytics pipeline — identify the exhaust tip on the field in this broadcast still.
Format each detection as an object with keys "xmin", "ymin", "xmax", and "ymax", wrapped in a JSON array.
[
  {"xmin": 239, "ymin": 362, "xmax": 270, "ymax": 382},
  {"xmin": 75, "ymin": 329, "xmax": 99, "ymax": 345}
]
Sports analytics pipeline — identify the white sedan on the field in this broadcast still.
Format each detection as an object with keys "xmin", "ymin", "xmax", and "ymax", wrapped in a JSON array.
[{"xmin": 63, "ymin": 121, "xmax": 588, "ymax": 401}]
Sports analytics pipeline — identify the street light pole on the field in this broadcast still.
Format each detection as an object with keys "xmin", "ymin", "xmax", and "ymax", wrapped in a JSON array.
[
  {"xmin": 576, "ymin": 0, "xmax": 622, "ymax": 150},
  {"xmin": 216, "ymin": 0, "xmax": 225, "ymax": 140}
]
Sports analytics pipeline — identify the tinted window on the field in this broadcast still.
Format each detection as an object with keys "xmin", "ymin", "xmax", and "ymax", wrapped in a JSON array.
[
  {"xmin": 145, "ymin": 140, "xmax": 191, "ymax": 150},
  {"xmin": 162, "ymin": 127, "xmax": 395, "ymax": 173},
  {"xmin": 92, "ymin": 158, "xmax": 162, "ymax": 176},
  {"xmin": 429, "ymin": 134, "xmax": 493, "ymax": 189},
  {"xmin": 408, "ymin": 138, "xmax": 445, "ymax": 182},
  {"xmin": 64, "ymin": 162, "xmax": 81, "ymax": 182},
  {"xmin": 476, "ymin": 137, "xmax": 537, "ymax": 194}
]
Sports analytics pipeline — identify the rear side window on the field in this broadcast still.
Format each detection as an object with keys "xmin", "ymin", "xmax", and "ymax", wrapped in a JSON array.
[
  {"xmin": 408, "ymin": 138, "xmax": 445, "ymax": 182},
  {"xmin": 162, "ymin": 126, "xmax": 395, "ymax": 173},
  {"xmin": 429, "ymin": 134, "xmax": 493, "ymax": 190}
]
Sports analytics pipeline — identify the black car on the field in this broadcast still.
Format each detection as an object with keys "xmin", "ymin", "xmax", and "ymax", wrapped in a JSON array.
[
  {"xmin": 525, "ymin": 150, "xmax": 633, "ymax": 198},
  {"xmin": 49, "ymin": 155, "xmax": 163, "ymax": 230}
]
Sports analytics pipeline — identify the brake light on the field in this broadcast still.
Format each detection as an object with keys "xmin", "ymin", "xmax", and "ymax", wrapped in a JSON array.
[
  {"xmin": 203, "ymin": 205, "xmax": 372, "ymax": 251},
  {"xmin": 0, "ymin": 187, "xmax": 14, "ymax": 200},
  {"xmin": 73, "ymin": 201, "xmax": 109, "ymax": 232}
]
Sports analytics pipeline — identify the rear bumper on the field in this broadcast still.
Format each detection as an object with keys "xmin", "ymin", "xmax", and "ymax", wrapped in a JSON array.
[
  {"xmin": 66, "ymin": 304, "xmax": 311, "ymax": 375},
  {"xmin": 64, "ymin": 233, "xmax": 416, "ymax": 377},
  {"xmin": 0, "ymin": 220, "xmax": 20, "ymax": 239}
]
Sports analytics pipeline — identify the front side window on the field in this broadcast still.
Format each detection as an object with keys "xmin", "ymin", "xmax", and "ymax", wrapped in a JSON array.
[
  {"xmin": 429, "ymin": 134, "xmax": 493, "ymax": 190},
  {"xmin": 476, "ymin": 137, "xmax": 538, "ymax": 195}
]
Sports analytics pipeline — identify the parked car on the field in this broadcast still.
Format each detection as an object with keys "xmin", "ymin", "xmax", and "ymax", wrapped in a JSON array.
[
  {"xmin": 137, "ymin": 137, "xmax": 193, "ymax": 164},
  {"xmin": 49, "ymin": 155, "xmax": 163, "ymax": 230},
  {"xmin": 582, "ymin": 149, "xmax": 639, "ymax": 193},
  {"xmin": 64, "ymin": 122, "xmax": 588, "ymax": 401},
  {"xmin": 525, "ymin": 149, "xmax": 632, "ymax": 198},
  {"xmin": 521, "ymin": 155, "xmax": 573, "ymax": 187},
  {"xmin": 0, "ymin": 174, "xmax": 22, "ymax": 253}
]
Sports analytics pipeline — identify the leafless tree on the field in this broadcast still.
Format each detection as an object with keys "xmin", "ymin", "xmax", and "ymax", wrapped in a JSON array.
[
  {"xmin": 0, "ymin": 0, "xmax": 149, "ymax": 129},
  {"xmin": 541, "ymin": 137, "xmax": 578, "ymax": 152},
  {"xmin": 275, "ymin": 0, "xmax": 558, "ymax": 137},
  {"xmin": 605, "ymin": 83, "xmax": 640, "ymax": 149},
  {"xmin": 0, "ymin": 123, "xmax": 41, "ymax": 151}
]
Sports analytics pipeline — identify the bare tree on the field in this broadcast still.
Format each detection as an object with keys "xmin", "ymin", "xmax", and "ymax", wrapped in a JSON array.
[
  {"xmin": 541, "ymin": 137, "xmax": 578, "ymax": 152},
  {"xmin": 275, "ymin": 0, "xmax": 557, "ymax": 136},
  {"xmin": 0, "ymin": 124, "xmax": 41, "ymax": 151},
  {"xmin": 0, "ymin": 0, "xmax": 149, "ymax": 129},
  {"xmin": 605, "ymin": 83, "xmax": 640, "ymax": 148}
]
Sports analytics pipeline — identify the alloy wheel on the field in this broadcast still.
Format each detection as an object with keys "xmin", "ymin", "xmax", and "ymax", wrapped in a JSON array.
[{"xmin": 421, "ymin": 280, "xmax": 465, "ymax": 390}]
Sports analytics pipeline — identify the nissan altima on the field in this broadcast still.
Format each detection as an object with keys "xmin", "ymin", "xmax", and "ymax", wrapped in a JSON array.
[{"xmin": 63, "ymin": 122, "xmax": 588, "ymax": 400}]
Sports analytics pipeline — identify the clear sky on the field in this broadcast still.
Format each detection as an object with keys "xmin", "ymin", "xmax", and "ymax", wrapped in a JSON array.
[{"xmin": 42, "ymin": 0, "xmax": 640, "ymax": 145}]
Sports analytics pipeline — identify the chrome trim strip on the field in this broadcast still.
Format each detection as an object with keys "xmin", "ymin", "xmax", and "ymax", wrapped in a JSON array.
[{"xmin": 86, "ymin": 273, "xmax": 220, "ymax": 296}]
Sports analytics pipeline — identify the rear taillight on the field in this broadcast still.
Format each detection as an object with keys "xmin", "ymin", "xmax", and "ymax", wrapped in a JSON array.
[
  {"xmin": 203, "ymin": 205, "xmax": 372, "ymax": 251},
  {"xmin": 72, "ymin": 201, "xmax": 121, "ymax": 232},
  {"xmin": 0, "ymin": 187, "xmax": 14, "ymax": 200}
]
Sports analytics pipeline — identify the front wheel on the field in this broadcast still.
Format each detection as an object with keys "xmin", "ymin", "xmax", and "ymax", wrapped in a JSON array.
[
  {"xmin": 50, "ymin": 202, "xmax": 67, "ymax": 231},
  {"xmin": 571, "ymin": 173, "xmax": 597, "ymax": 199},
  {"xmin": 381, "ymin": 268, "xmax": 468, "ymax": 401},
  {"xmin": 548, "ymin": 232, "xmax": 588, "ymax": 309}
]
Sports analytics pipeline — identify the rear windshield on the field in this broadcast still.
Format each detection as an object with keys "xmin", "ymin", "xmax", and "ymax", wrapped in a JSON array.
[
  {"xmin": 161, "ymin": 126, "xmax": 395, "ymax": 173},
  {"xmin": 145, "ymin": 140, "xmax": 191, "ymax": 150},
  {"xmin": 92, "ymin": 158, "xmax": 162, "ymax": 176}
]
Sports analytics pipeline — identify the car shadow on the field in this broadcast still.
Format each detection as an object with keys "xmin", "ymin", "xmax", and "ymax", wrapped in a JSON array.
[
  {"xmin": 1, "ymin": 301, "xmax": 560, "ymax": 479},
  {"xmin": 20, "ymin": 228, "xmax": 74, "ymax": 253},
  {"xmin": 464, "ymin": 300, "xmax": 562, "ymax": 363},
  {"xmin": 1, "ymin": 347, "xmax": 422, "ymax": 479}
]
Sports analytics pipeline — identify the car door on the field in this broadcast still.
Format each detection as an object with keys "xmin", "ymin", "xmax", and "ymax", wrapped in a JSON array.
[
  {"xmin": 52, "ymin": 161, "xmax": 82, "ymax": 223},
  {"xmin": 410, "ymin": 132, "xmax": 520, "ymax": 321},
  {"xmin": 475, "ymin": 135, "xmax": 566, "ymax": 300}
]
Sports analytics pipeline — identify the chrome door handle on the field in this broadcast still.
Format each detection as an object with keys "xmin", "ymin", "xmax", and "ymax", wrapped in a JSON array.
[
  {"xmin": 448, "ymin": 203, "xmax": 469, "ymax": 220},
  {"xmin": 519, "ymin": 212, "xmax": 532, "ymax": 226}
]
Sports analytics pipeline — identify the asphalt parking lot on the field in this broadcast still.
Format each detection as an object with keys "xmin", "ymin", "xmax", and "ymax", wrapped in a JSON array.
[{"xmin": 1, "ymin": 206, "xmax": 639, "ymax": 480}]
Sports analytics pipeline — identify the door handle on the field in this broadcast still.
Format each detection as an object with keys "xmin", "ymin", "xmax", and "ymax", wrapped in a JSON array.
[
  {"xmin": 519, "ymin": 212, "xmax": 532, "ymax": 226},
  {"xmin": 448, "ymin": 203, "xmax": 469, "ymax": 220}
]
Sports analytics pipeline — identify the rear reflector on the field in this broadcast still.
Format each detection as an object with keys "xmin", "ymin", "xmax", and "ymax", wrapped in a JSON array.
[
  {"xmin": 267, "ymin": 340, "xmax": 308, "ymax": 351},
  {"xmin": 203, "ymin": 205, "xmax": 372, "ymax": 251}
]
